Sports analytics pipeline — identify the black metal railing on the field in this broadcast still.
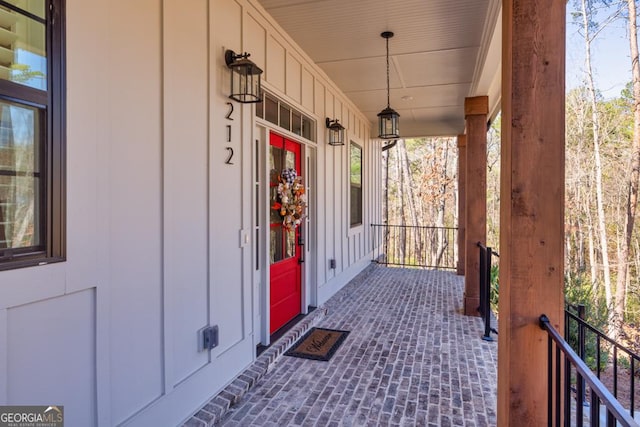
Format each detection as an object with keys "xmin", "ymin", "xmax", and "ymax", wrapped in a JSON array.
[
  {"xmin": 478, "ymin": 242, "xmax": 498, "ymax": 341},
  {"xmin": 540, "ymin": 315, "xmax": 639, "ymax": 427},
  {"xmin": 565, "ymin": 304, "xmax": 640, "ymax": 422},
  {"xmin": 370, "ymin": 224, "xmax": 457, "ymax": 269}
]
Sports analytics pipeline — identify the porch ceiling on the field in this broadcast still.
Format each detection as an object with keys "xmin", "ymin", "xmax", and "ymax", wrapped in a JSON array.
[{"xmin": 256, "ymin": 0, "xmax": 502, "ymax": 138}]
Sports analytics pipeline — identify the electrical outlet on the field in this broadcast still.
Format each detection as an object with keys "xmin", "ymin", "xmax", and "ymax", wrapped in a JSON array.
[{"xmin": 197, "ymin": 325, "xmax": 219, "ymax": 352}]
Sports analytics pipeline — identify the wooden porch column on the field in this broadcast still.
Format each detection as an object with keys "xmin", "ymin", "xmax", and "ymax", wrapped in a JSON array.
[
  {"xmin": 456, "ymin": 134, "xmax": 467, "ymax": 275},
  {"xmin": 463, "ymin": 96, "xmax": 488, "ymax": 315},
  {"xmin": 498, "ymin": 0, "xmax": 565, "ymax": 425}
]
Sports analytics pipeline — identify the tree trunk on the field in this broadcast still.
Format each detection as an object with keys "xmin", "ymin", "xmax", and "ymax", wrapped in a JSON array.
[
  {"xmin": 578, "ymin": 218, "xmax": 585, "ymax": 271},
  {"xmin": 398, "ymin": 140, "xmax": 422, "ymax": 263},
  {"xmin": 588, "ymin": 215, "xmax": 599, "ymax": 299},
  {"xmin": 566, "ymin": 223, "xmax": 573, "ymax": 284},
  {"xmin": 382, "ymin": 149, "xmax": 390, "ymax": 262},
  {"xmin": 453, "ymin": 158, "xmax": 459, "ymax": 266},
  {"xmin": 581, "ymin": 0, "xmax": 614, "ymax": 310},
  {"xmin": 398, "ymin": 139, "xmax": 421, "ymax": 226},
  {"xmin": 396, "ymin": 149, "xmax": 405, "ymax": 262},
  {"xmin": 613, "ymin": 0, "xmax": 640, "ymax": 330},
  {"xmin": 383, "ymin": 149, "xmax": 389, "ymax": 224},
  {"xmin": 433, "ymin": 139, "xmax": 450, "ymax": 266}
]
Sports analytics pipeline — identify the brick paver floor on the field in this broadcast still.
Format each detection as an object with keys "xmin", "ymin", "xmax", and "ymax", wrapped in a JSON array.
[{"xmin": 218, "ymin": 265, "xmax": 497, "ymax": 426}]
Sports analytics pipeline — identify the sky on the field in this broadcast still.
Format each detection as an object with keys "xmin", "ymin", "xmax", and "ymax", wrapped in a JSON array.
[{"xmin": 566, "ymin": 2, "xmax": 633, "ymax": 99}]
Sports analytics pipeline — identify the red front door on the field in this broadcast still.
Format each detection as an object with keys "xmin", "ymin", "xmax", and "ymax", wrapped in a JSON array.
[{"xmin": 269, "ymin": 133, "xmax": 303, "ymax": 334}]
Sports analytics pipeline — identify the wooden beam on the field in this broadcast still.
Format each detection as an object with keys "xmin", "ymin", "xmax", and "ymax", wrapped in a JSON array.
[
  {"xmin": 498, "ymin": 0, "xmax": 565, "ymax": 425},
  {"xmin": 457, "ymin": 134, "xmax": 467, "ymax": 275},
  {"xmin": 464, "ymin": 96, "xmax": 489, "ymax": 117},
  {"xmin": 464, "ymin": 96, "xmax": 488, "ymax": 315}
]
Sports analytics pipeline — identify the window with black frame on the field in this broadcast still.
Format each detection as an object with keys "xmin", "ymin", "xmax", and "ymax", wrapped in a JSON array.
[
  {"xmin": 0, "ymin": 0, "xmax": 65, "ymax": 270},
  {"xmin": 350, "ymin": 142, "xmax": 362, "ymax": 227}
]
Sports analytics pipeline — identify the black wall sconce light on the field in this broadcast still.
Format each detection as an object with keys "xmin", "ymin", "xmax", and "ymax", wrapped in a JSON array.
[
  {"xmin": 225, "ymin": 49, "xmax": 263, "ymax": 103},
  {"xmin": 326, "ymin": 118, "xmax": 345, "ymax": 146}
]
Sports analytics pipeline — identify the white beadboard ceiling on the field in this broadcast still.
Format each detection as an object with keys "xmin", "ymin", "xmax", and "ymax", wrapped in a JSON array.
[{"xmin": 256, "ymin": 0, "xmax": 502, "ymax": 138}]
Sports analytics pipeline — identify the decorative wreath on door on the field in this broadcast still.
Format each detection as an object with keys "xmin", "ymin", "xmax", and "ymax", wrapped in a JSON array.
[{"xmin": 273, "ymin": 168, "xmax": 307, "ymax": 231}]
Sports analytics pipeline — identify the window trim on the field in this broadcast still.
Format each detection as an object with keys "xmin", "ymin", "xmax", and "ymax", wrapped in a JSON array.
[{"xmin": 0, "ymin": 0, "xmax": 66, "ymax": 270}]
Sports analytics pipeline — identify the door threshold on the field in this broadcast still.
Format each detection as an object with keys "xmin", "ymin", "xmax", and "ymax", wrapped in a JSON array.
[{"xmin": 257, "ymin": 306, "xmax": 317, "ymax": 356}]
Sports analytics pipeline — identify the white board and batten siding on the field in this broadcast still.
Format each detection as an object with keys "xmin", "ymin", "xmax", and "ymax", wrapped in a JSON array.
[{"xmin": 0, "ymin": 0, "xmax": 382, "ymax": 426}]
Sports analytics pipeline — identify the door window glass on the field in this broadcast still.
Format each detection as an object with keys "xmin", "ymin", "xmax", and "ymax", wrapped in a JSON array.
[
  {"xmin": 270, "ymin": 227, "xmax": 283, "ymax": 264},
  {"xmin": 269, "ymin": 136, "xmax": 300, "ymax": 264},
  {"xmin": 286, "ymin": 229, "xmax": 296, "ymax": 258},
  {"xmin": 285, "ymin": 150, "xmax": 295, "ymax": 170}
]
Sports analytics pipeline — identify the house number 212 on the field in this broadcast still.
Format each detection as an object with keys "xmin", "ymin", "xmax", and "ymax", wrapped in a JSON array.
[{"xmin": 225, "ymin": 102, "xmax": 234, "ymax": 165}]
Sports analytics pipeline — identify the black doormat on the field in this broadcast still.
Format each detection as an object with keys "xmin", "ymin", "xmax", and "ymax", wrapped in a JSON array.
[{"xmin": 285, "ymin": 327, "xmax": 350, "ymax": 361}]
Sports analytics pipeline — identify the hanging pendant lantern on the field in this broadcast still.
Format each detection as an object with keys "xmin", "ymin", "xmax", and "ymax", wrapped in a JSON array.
[{"xmin": 377, "ymin": 31, "xmax": 400, "ymax": 139}]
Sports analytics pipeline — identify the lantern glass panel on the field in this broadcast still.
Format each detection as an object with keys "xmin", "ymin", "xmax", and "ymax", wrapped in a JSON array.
[
  {"xmin": 329, "ymin": 127, "xmax": 342, "ymax": 145},
  {"xmin": 378, "ymin": 112, "xmax": 399, "ymax": 139},
  {"xmin": 229, "ymin": 60, "xmax": 262, "ymax": 103},
  {"xmin": 249, "ymin": 73, "xmax": 261, "ymax": 101}
]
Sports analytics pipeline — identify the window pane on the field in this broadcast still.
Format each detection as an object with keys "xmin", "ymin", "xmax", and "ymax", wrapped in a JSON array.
[
  {"xmin": 261, "ymin": 91, "xmax": 317, "ymax": 142},
  {"xmin": 279, "ymin": 105, "xmax": 290, "ymax": 131},
  {"xmin": 255, "ymin": 184, "xmax": 259, "ymax": 226},
  {"xmin": 0, "ymin": 100, "xmax": 41, "ymax": 250},
  {"xmin": 0, "ymin": 4, "xmax": 47, "ymax": 90},
  {"xmin": 255, "ymin": 98, "xmax": 263, "ymax": 119},
  {"xmin": 255, "ymin": 228, "xmax": 259, "ymax": 270},
  {"xmin": 0, "ymin": 0, "xmax": 64, "ymax": 269},
  {"xmin": 3, "ymin": 1, "xmax": 46, "ymax": 19},
  {"xmin": 291, "ymin": 111, "xmax": 301, "ymax": 135},
  {"xmin": 350, "ymin": 142, "xmax": 362, "ymax": 227},
  {"xmin": 350, "ymin": 143, "xmax": 361, "ymax": 186},
  {"xmin": 265, "ymin": 94, "xmax": 278, "ymax": 125},
  {"xmin": 350, "ymin": 186, "xmax": 362, "ymax": 227},
  {"xmin": 302, "ymin": 116, "xmax": 313, "ymax": 141}
]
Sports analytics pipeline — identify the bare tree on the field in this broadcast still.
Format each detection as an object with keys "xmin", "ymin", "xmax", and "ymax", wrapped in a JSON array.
[
  {"xmin": 580, "ymin": 0, "xmax": 614, "ymax": 310},
  {"xmin": 384, "ymin": 137, "xmax": 457, "ymax": 267},
  {"xmin": 613, "ymin": 0, "xmax": 640, "ymax": 330}
]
